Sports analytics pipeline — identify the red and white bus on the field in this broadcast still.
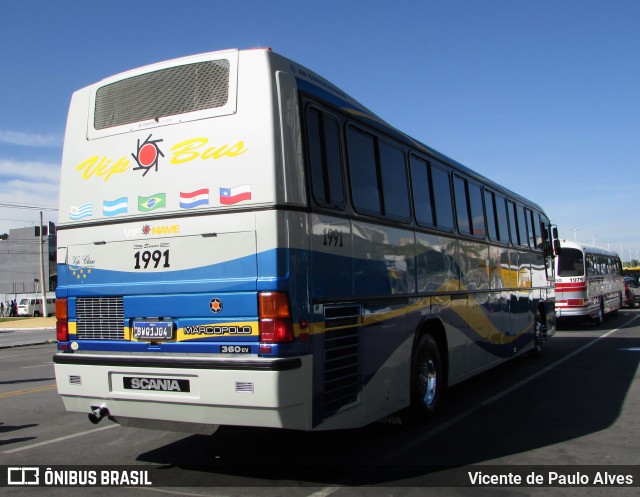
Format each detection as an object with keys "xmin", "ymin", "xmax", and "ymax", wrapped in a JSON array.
[{"xmin": 555, "ymin": 240, "xmax": 624, "ymax": 324}]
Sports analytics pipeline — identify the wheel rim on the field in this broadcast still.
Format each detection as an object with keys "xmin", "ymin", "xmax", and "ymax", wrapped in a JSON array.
[{"xmin": 420, "ymin": 357, "xmax": 437, "ymax": 406}]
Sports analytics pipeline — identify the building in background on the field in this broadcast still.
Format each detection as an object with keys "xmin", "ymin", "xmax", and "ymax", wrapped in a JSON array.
[{"xmin": 0, "ymin": 224, "xmax": 56, "ymax": 299}]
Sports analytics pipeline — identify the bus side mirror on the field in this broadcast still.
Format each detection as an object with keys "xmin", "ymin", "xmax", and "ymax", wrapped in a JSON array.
[{"xmin": 552, "ymin": 226, "xmax": 561, "ymax": 256}]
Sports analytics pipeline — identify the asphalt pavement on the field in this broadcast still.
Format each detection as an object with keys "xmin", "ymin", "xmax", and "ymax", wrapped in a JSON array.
[{"xmin": 0, "ymin": 316, "xmax": 56, "ymax": 348}]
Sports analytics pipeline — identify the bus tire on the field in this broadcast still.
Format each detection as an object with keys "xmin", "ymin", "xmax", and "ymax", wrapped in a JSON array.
[
  {"xmin": 594, "ymin": 298, "xmax": 604, "ymax": 326},
  {"xmin": 529, "ymin": 309, "xmax": 545, "ymax": 357},
  {"xmin": 408, "ymin": 333, "xmax": 443, "ymax": 422}
]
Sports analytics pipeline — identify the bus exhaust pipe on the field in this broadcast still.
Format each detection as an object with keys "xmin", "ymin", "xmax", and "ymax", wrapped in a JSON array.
[{"xmin": 88, "ymin": 405, "xmax": 109, "ymax": 424}]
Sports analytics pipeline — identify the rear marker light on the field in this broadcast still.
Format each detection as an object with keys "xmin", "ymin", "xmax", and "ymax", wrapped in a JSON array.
[
  {"xmin": 258, "ymin": 292, "xmax": 293, "ymax": 343},
  {"xmin": 56, "ymin": 298, "xmax": 69, "ymax": 342}
]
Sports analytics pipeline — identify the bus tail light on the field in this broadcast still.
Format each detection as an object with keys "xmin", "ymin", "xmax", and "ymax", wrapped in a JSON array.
[
  {"xmin": 259, "ymin": 292, "xmax": 293, "ymax": 343},
  {"xmin": 567, "ymin": 299, "xmax": 585, "ymax": 306},
  {"xmin": 56, "ymin": 298, "xmax": 69, "ymax": 342}
]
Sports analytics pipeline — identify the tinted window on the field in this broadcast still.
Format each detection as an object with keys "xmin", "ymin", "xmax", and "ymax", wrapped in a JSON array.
[
  {"xmin": 527, "ymin": 209, "xmax": 538, "ymax": 249},
  {"xmin": 495, "ymin": 194, "xmax": 509, "ymax": 243},
  {"xmin": 516, "ymin": 204, "xmax": 528, "ymax": 247},
  {"xmin": 507, "ymin": 201, "xmax": 518, "ymax": 245},
  {"xmin": 484, "ymin": 191, "xmax": 497, "ymax": 241},
  {"xmin": 454, "ymin": 176, "xmax": 470, "ymax": 235},
  {"xmin": 468, "ymin": 182, "xmax": 485, "ymax": 237},
  {"xmin": 558, "ymin": 248, "xmax": 584, "ymax": 276},
  {"xmin": 410, "ymin": 155, "xmax": 434, "ymax": 227},
  {"xmin": 306, "ymin": 108, "xmax": 345, "ymax": 208},
  {"xmin": 431, "ymin": 165, "xmax": 454, "ymax": 230},
  {"xmin": 379, "ymin": 141, "xmax": 410, "ymax": 220},
  {"xmin": 347, "ymin": 127, "xmax": 380, "ymax": 214}
]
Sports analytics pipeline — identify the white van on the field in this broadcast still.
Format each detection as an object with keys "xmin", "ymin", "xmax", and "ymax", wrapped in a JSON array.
[{"xmin": 17, "ymin": 298, "xmax": 56, "ymax": 317}]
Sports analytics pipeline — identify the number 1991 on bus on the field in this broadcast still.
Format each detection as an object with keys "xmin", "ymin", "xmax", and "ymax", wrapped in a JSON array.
[{"xmin": 134, "ymin": 250, "xmax": 170, "ymax": 270}]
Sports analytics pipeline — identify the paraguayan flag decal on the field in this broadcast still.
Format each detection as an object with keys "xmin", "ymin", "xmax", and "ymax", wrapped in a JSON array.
[
  {"xmin": 180, "ymin": 188, "xmax": 209, "ymax": 209},
  {"xmin": 103, "ymin": 197, "xmax": 128, "ymax": 217},
  {"xmin": 70, "ymin": 202, "xmax": 93, "ymax": 220}
]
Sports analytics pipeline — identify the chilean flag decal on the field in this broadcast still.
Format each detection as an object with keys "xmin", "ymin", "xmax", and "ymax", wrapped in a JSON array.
[
  {"xmin": 180, "ymin": 188, "xmax": 209, "ymax": 209},
  {"xmin": 219, "ymin": 185, "xmax": 252, "ymax": 205}
]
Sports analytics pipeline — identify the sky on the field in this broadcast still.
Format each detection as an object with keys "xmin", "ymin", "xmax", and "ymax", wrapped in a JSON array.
[{"xmin": 1, "ymin": 0, "xmax": 638, "ymax": 259}]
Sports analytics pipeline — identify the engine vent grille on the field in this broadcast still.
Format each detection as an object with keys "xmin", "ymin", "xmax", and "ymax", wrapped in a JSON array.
[
  {"xmin": 75, "ymin": 297, "xmax": 124, "ymax": 340},
  {"xmin": 94, "ymin": 59, "xmax": 230, "ymax": 130},
  {"xmin": 322, "ymin": 306, "xmax": 361, "ymax": 417}
]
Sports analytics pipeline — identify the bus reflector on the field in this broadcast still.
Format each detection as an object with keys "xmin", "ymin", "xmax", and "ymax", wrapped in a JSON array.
[
  {"xmin": 567, "ymin": 299, "xmax": 585, "ymax": 306},
  {"xmin": 259, "ymin": 292, "xmax": 293, "ymax": 343},
  {"xmin": 56, "ymin": 298, "xmax": 69, "ymax": 342}
]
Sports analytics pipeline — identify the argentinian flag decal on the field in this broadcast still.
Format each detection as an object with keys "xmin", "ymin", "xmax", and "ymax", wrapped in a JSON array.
[{"xmin": 103, "ymin": 197, "xmax": 128, "ymax": 217}]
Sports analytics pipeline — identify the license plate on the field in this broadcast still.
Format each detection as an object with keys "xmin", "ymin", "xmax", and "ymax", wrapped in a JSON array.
[{"xmin": 133, "ymin": 321, "xmax": 174, "ymax": 340}]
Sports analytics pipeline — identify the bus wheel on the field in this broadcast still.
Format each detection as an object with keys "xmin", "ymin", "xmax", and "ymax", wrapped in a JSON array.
[
  {"xmin": 594, "ymin": 298, "xmax": 604, "ymax": 326},
  {"xmin": 529, "ymin": 309, "xmax": 545, "ymax": 357},
  {"xmin": 409, "ymin": 333, "xmax": 442, "ymax": 421}
]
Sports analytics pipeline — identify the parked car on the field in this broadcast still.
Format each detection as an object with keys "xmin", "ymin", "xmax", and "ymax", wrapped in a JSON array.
[{"xmin": 624, "ymin": 277, "xmax": 640, "ymax": 308}]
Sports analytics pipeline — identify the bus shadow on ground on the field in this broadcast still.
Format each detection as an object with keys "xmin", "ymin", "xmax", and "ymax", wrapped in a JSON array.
[{"xmin": 136, "ymin": 321, "xmax": 640, "ymax": 486}]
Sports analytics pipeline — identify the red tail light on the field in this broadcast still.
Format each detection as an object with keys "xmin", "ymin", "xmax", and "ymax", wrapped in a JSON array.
[
  {"xmin": 56, "ymin": 298, "xmax": 69, "ymax": 342},
  {"xmin": 258, "ymin": 292, "xmax": 293, "ymax": 343}
]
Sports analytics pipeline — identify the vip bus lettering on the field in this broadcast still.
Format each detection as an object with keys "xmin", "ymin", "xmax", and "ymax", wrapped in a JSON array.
[
  {"xmin": 76, "ymin": 156, "xmax": 131, "ymax": 181},
  {"xmin": 169, "ymin": 138, "xmax": 248, "ymax": 164}
]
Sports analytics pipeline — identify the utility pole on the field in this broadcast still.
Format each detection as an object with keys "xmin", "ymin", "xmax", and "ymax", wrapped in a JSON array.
[{"xmin": 39, "ymin": 211, "xmax": 48, "ymax": 318}]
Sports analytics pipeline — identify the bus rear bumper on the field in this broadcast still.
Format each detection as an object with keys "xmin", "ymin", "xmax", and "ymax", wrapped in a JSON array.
[
  {"xmin": 53, "ymin": 353, "xmax": 313, "ymax": 431},
  {"xmin": 556, "ymin": 305, "xmax": 597, "ymax": 319}
]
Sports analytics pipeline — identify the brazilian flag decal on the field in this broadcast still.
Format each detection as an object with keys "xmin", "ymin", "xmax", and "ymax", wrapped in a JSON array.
[{"xmin": 138, "ymin": 193, "xmax": 166, "ymax": 212}]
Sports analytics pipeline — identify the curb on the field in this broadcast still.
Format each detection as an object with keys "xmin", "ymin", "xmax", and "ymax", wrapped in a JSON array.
[{"xmin": 0, "ymin": 339, "xmax": 57, "ymax": 350}]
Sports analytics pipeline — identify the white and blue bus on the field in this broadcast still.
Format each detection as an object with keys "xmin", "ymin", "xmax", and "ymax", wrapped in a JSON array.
[{"xmin": 54, "ymin": 48, "xmax": 558, "ymax": 433}]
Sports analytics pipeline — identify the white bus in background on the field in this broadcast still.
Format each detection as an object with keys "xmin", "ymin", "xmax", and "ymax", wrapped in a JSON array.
[{"xmin": 555, "ymin": 240, "xmax": 624, "ymax": 324}]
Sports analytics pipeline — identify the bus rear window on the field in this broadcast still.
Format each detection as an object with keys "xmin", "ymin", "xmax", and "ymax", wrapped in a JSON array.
[
  {"xmin": 558, "ymin": 248, "xmax": 584, "ymax": 277},
  {"xmin": 94, "ymin": 59, "xmax": 230, "ymax": 130}
]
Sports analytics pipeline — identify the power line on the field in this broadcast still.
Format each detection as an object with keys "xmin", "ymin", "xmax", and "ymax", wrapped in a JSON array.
[{"xmin": 0, "ymin": 201, "xmax": 58, "ymax": 211}]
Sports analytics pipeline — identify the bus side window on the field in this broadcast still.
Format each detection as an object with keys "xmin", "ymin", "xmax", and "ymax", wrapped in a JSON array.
[
  {"xmin": 453, "ymin": 175, "xmax": 484, "ymax": 237},
  {"xmin": 516, "ymin": 204, "xmax": 529, "ymax": 248},
  {"xmin": 495, "ymin": 194, "xmax": 509, "ymax": 243},
  {"xmin": 526, "ymin": 208, "xmax": 538, "ymax": 249},
  {"xmin": 507, "ymin": 200, "xmax": 518, "ymax": 245},
  {"xmin": 484, "ymin": 190, "xmax": 498, "ymax": 241},
  {"xmin": 306, "ymin": 107, "xmax": 345, "ymax": 209},
  {"xmin": 468, "ymin": 182, "xmax": 485, "ymax": 237},
  {"xmin": 347, "ymin": 126, "xmax": 381, "ymax": 215},
  {"xmin": 378, "ymin": 140, "xmax": 410, "ymax": 221},
  {"xmin": 431, "ymin": 164, "xmax": 454, "ymax": 231},
  {"xmin": 409, "ymin": 155, "xmax": 435, "ymax": 227},
  {"xmin": 453, "ymin": 175, "xmax": 471, "ymax": 235}
]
